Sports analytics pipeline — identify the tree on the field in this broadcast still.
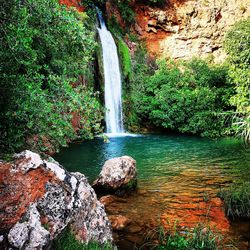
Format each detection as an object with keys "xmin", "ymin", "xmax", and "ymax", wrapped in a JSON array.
[{"xmin": 0, "ymin": 0, "xmax": 103, "ymax": 154}]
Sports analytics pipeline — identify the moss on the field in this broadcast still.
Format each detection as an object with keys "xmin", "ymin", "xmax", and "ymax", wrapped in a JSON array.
[
  {"xmin": 42, "ymin": 223, "xmax": 50, "ymax": 231},
  {"xmin": 95, "ymin": 35, "xmax": 105, "ymax": 109},
  {"xmin": 117, "ymin": 39, "xmax": 132, "ymax": 82}
]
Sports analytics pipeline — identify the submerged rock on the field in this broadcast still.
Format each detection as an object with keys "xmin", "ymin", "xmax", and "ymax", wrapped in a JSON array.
[
  {"xmin": 93, "ymin": 156, "xmax": 137, "ymax": 196},
  {"xmin": 108, "ymin": 215, "xmax": 131, "ymax": 231},
  {"xmin": 0, "ymin": 150, "xmax": 112, "ymax": 248}
]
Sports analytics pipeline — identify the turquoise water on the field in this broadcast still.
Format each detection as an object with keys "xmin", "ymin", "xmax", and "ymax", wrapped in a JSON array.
[
  {"xmin": 55, "ymin": 134, "xmax": 250, "ymax": 249},
  {"xmin": 55, "ymin": 134, "xmax": 249, "ymax": 182}
]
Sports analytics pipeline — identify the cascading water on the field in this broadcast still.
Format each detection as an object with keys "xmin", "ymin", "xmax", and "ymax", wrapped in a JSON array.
[{"xmin": 97, "ymin": 9, "xmax": 124, "ymax": 135}]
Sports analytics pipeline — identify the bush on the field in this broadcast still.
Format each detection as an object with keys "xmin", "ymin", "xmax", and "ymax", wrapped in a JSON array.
[
  {"xmin": 224, "ymin": 18, "xmax": 250, "ymax": 142},
  {"xmin": 0, "ymin": 0, "xmax": 103, "ymax": 154},
  {"xmin": 130, "ymin": 58, "xmax": 233, "ymax": 137}
]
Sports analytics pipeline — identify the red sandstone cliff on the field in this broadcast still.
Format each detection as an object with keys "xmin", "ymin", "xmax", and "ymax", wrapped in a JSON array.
[{"xmin": 106, "ymin": 0, "xmax": 250, "ymax": 62}]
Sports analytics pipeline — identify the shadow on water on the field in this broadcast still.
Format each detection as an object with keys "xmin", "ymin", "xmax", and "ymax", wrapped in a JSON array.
[{"xmin": 55, "ymin": 134, "xmax": 250, "ymax": 249}]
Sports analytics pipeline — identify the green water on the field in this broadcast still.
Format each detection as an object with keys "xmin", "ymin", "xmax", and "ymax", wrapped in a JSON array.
[
  {"xmin": 55, "ymin": 134, "xmax": 250, "ymax": 249},
  {"xmin": 55, "ymin": 134, "xmax": 249, "ymax": 182}
]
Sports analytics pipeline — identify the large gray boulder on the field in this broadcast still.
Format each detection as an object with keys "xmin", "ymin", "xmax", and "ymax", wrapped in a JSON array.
[
  {"xmin": 0, "ymin": 150, "xmax": 112, "ymax": 249},
  {"xmin": 93, "ymin": 156, "xmax": 137, "ymax": 196}
]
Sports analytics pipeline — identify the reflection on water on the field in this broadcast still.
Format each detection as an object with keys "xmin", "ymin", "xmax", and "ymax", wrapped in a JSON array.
[
  {"xmin": 55, "ymin": 134, "xmax": 250, "ymax": 249},
  {"xmin": 56, "ymin": 134, "xmax": 249, "ymax": 181}
]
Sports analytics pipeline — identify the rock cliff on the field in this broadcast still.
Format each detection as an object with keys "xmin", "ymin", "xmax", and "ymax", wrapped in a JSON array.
[
  {"xmin": 102, "ymin": 0, "xmax": 248, "ymax": 62},
  {"xmin": 133, "ymin": 0, "xmax": 249, "ymax": 62}
]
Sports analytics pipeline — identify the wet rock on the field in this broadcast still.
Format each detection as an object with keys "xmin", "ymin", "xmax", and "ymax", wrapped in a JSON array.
[
  {"xmin": 100, "ymin": 195, "xmax": 117, "ymax": 206},
  {"xmin": 93, "ymin": 156, "xmax": 137, "ymax": 196},
  {"xmin": 125, "ymin": 234, "xmax": 144, "ymax": 245},
  {"xmin": 127, "ymin": 225, "xmax": 142, "ymax": 233},
  {"xmin": 109, "ymin": 215, "xmax": 131, "ymax": 231},
  {"xmin": 0, "ymin": 150, "xmax": 112, "ymax": 248},
  {"xmin": 100, "ymin": 195, "xmax": 127, "ymax": 207}
]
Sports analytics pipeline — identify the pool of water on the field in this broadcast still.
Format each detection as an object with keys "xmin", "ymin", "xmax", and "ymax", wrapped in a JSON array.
[{"xmin": 55, "ymin": 134, "xmax": 250, "ymax": 249}]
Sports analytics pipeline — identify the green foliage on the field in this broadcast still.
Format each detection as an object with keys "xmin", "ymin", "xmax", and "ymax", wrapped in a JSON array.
[
  {"xmin": 130, "ymin": 57, "xmax": 233, "ymax": 137},
  {"xmin": 146, "ymin": 0, "xmax": 166, "ymax": 7},
  {"xmin": 224, "ymin": 18, "xmax": 250, "ymax": 142},
  {"xmin": 83, "ymin": 0, "xmax": 106, "ymax": 7},
  {"xmin": 0, "ymin": 0, "xmax": 103, "ymax": 154},
  {"xmin": 105, "ymin": 0, "xmax": 135, "ymax": 32},
  {"xmin": 157, "ymin": 223, "xmax": 223, "ymax": 250},
  {"xmin": 124, "ymin": 44, "xmax": 157, "ymax": 131},
  {"xmin": 231, "ymin": 113, "xmax": 250, "ymax": 143},
  {"xmin": 118, "ymin": 39, "xmax": 132, "ymax": 81},
  {"xmin": 218, "ymin": 182, "xmax": 250, "ymax": 219},
  {"xmin": 53, "ymin": 228, "xmax": 113, "ymax": 250},
  {"xmin": 114, "ymin": 0, "xmax": 135, "ymax": 25},
  {"xmin": 107, "ymin": 16, "xmax": 125, "ymax": 37}
]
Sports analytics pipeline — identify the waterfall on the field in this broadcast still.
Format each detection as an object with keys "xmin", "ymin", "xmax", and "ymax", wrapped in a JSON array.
[{"xmin": 97, "ymin": 9, "xmax": 124, "ymax": 135}]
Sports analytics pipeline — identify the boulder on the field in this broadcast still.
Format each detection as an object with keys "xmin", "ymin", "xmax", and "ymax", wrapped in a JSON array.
[
  {"xmin": 0, "ymin": 150, "xmax": 112, "ymax": 249},
  {"xmin": 93, "ymin": 156, "xmax": 137, "ymax": 196}
]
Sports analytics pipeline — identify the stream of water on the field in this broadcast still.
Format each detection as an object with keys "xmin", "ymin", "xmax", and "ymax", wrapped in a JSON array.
[{"xmin": 55, "ymin": 134, "xmax": 250, "ymax": 249}]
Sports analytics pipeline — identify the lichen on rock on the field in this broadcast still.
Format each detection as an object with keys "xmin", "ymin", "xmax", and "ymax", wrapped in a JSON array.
[{"xmin": 0, "ymin": 150, "xmax": 113, "ymax": 249}]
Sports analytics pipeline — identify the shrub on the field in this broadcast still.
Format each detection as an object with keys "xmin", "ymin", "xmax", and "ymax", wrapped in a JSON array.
[
  {"xmin": 131, "ymin": 58, "xmax": 233, "ymax": 137},
  {"xmin": 0, "ymin": 0, "xmax": 103, "ymax": 154},
  {"xmin": 224, "ymin": 18, "xmax": 250, "ymax": 142}
]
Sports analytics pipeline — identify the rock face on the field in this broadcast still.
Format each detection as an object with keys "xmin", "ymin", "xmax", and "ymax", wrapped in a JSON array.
[
  {"xmin": 132, "ymin": 0, "xmax": 250, "ymax": 62},
  {"xmin": 0, "ymin": 150, "xmax": 112, "ymax": 249},
  {"xmin": 93, "ymin": 156, "xmax": 137, "ymax": 196}
]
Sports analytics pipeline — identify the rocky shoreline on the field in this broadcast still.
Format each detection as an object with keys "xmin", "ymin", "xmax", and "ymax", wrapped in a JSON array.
[{"xmin": 0, "ymin": 151, "xmax": 138, "ymax": 249}]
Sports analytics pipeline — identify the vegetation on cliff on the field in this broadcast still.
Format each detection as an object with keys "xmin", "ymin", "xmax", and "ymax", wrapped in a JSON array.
[{"xmin": 0, "ymin": 0, "xmax": 103, "ymax": 154}]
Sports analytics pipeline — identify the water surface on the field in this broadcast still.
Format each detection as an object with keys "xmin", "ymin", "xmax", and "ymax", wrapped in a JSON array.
[{"xmin": 55, "ymin": 134, "xmax": 250, "ymax": 249}]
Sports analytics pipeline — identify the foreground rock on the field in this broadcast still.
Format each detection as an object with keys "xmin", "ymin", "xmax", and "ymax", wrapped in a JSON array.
[
  {"xmin": 93, "ymin": 156, "xmax": 137, "ymax": 196},
  {"xmin": 0, "ymin": 150, "xmax": 112, "ymax": 249}
]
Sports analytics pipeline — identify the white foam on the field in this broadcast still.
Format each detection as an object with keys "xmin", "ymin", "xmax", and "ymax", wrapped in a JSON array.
[{"xmin": 101, "ymin": 133, "xmax": 142, "ymax": 138}]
